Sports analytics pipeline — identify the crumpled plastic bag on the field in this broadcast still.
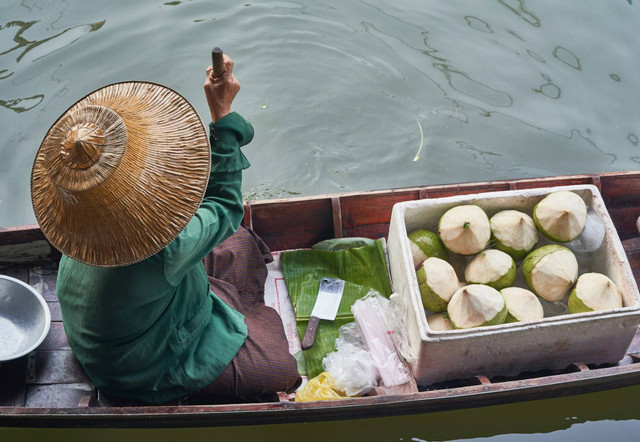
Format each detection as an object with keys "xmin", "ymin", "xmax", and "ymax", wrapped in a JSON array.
[
  {"xmin": 566, "ymin": 207, "xmax": 605, "ymax": 254},
  {"xmin": 320, "ymin": 292, "xmax": 414, "ymax": 397},
  {"xmin": 294, "ymin": 372, "xmax": 346, "ymax": 402},
  {"xmin": 323, "ymin": 342, "xmax": 378, "ymax": 397},
  {"xmin": 386, "ymin": 293, "xmax": 418, "ymax": 366},
  {"xmin": 334, "ymin": 321, "xmax": 365, "ymax": 348}
]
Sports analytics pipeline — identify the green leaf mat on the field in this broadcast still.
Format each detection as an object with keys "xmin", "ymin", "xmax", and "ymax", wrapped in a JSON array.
[{"xmin": 281, "ymin": 240, "xmax": 393, "ymax": 378}]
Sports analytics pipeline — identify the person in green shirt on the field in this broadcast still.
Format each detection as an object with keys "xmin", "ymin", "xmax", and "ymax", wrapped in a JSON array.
[{"xmin": 34, "ymin": 54, "xmax": 301, "ymax": 404}]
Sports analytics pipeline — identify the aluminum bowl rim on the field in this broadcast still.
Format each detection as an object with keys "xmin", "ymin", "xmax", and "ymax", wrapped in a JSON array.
[{"xmin": 0, "ymin": 274, "xmax": 51, "ymax": 362}]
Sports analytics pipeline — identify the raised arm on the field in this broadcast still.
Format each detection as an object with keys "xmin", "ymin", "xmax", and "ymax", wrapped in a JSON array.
[{"xmin": 163, "ymin": 54, "xmax": 254, "ymax": 284}]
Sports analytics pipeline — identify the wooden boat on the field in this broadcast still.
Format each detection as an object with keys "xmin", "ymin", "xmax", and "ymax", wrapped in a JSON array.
[{"xmin": 2, "ymin": 171, "xmax": 640, "ymax": 428}]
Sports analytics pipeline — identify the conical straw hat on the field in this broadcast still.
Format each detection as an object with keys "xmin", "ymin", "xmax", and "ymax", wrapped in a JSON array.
[{"xmin": 31, "ymin": 82, "xmax": 211, "ymax": 267}]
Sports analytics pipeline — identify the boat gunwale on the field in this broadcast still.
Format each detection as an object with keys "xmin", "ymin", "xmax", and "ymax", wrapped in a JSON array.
[
  {"xmin": 2, "ymin": 361, "xmax": 640, "ymax": 428},
  {"xmin": 2, "ymin": 170, "xmax": 639, "ymax": 241}
]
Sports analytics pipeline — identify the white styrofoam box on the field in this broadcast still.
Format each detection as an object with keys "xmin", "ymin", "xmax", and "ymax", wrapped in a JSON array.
[{"xmin": 387, "ymin": 185, "xmax": 640, "ymax": 386}]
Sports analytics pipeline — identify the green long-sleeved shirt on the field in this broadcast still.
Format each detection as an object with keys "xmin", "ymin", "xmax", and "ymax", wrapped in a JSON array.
[{"xmin": 57, "ymin": 112, "xmax": 253, "ymax": 404}]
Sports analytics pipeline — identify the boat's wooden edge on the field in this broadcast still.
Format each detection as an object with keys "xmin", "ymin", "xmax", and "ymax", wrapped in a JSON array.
[
  {"xmin": 4, "ymin": 171, "xmax": 639, "ymax": 241},
  {"xmin": 0, "ymin": 224, "xmax": 58, "ymax": 264},
  {"xmin": 242, "ymin": 171, "xmax": 640, "ymax": 250},
  {"xmin": 0, "ymin": 224, "xmax": 44, "ymax": 244},
  {"xmin": 242, "ymin": 170, "xmax": 640, "ymax": 207},
  {"xmin": 2, "ymin": 361, "xmax": 640, "ymax": 428}
]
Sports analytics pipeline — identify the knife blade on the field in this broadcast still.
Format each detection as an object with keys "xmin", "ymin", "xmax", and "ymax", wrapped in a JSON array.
[{"xmin": 301, "ymin": 277, "xmax": 345, "ymax": 350}]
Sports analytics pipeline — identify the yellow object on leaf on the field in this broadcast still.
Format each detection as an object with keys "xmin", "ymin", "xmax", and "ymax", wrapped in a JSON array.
[{"xmin": 295, "ymin": 372, "xmax": 346, "ymax": 402}]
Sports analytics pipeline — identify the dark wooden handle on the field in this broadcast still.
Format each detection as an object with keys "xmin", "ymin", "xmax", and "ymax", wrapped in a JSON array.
[
  {"xmin": 211, "ymin": 47, "xmax": 225, "ymax": 78},
  {"xmin": 301, "ymin": 316, "xmax": 321, "ymax": 350}
]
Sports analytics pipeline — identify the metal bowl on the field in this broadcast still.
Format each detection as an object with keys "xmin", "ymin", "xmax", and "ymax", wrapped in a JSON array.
[{"xmin": 0, "ymin": 274, "xmax": 51, "ymax": 362}]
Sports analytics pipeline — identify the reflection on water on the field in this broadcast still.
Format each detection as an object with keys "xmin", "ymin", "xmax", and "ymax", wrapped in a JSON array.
[{"xmin": 1, "ymin": 0, "xmax": 639, "ymax": 227}]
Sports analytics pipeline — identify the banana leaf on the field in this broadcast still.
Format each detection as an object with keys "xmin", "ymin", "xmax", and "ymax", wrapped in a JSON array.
[{"xmin": 281, "ymin": 240, "xmax": 392, "ymax": 378}]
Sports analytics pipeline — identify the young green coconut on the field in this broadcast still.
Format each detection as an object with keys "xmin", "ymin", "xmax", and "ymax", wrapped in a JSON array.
[
  {"xmin": 407, "ymin": 229, "xmax": 448, "ymax": 269},
  {"xmin": 416, "ymin": 257, "xmax": 460, "ymax": 312},
  {"xmin": 522, "ymin": 244, "xmax": 579, "ymax": 302},
  {"xmin": 501, "ymin": 287, "xmax": 544, "ymax": 323},
  {"xmin": 447, "ymin": 284, "xmax": 508, "ymax": 329},
  {"xmin": 533, "ymin": 191, "xmax": 587, "ymax": 242},
  {"xmin": 426, "ymin": 312, "xmax": 454, "ymax": 331},
  {"xmin": 490, "ymin": 210, "xmax": 539, "ymax": 260},
  {"xmin": 568, "ymin": 272, "xmax": 623, "ymax": 313},
  {"xmin": 438, "ymin": 205, "xmax": 491, "ymax": 256},
  {"xmin": 464, "ymin": 249, "xmax": 516, "ymax": 290}
]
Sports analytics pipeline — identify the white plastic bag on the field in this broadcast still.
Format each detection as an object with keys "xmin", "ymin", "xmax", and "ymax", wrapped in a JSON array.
[
  {"xmin": 385, "ymin": 293, "xmax": 417, "ymax": 366},
  {"xmin": 565, "ymin": 207, "xmax": 605, "ymax": 254},
  {"xmin": 352, "ymin": 291, "xmax": 412, "ymax": 387},
  {"xmin": 322, "ymin": 342, "xmax": 378, "ymax": 397},
  {"xmin": 322, "ymin": 291, "xmax": 413, "ymax": 396}
]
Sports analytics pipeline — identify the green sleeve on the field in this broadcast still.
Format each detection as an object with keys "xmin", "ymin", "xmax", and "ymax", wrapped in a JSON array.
[{"xmin": 163, "ymin": 112, "xmax": 253, "ymax": 284}]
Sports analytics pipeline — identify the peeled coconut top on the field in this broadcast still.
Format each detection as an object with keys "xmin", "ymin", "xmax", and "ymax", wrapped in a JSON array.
[
  {"xmin": 501, "ymin": 287, "xmax": 544, "ymax": 322},
  {"xmin": 465, "ymin": 249, "xmax": 514, "ymax": 285},
  {"xmin": 438, "ymin": 205, "xmax": 491, "ymax": 255},
  {"xmin": 534, "ymin": 191, "xmax": 587, "ymax": 242},
  {"xmin": 490, "ymin": 210, "xmax": 538, "ymax": 253},
  {"xmin": 447, "ymin": 284, "xmax": 506, "ymax": 329},
  {"xmin": 529, "ymin": 247, "xmax": 579, "ymax": 302},
  {"xmin": 426, "ymin": 312, "xmax": 454, "ymax": 331},
  {"xmin": 420, "ymin": 257, "xmax": 460, "ymax": 302},
  {"xmin": 572, "ymin": 272, "xmax": 623, "ymax": 311}
]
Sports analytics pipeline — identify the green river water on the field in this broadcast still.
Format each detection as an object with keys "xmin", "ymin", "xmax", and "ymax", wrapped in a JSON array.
[{"xmin": 1, "ymin": 0, "xmax": 640, "ymax": 439}]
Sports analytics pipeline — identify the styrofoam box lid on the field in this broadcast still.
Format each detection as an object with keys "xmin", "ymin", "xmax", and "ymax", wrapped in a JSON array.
[{"xmin": 388, "ymin": 184, "xmax": 640, "ymax": 343}]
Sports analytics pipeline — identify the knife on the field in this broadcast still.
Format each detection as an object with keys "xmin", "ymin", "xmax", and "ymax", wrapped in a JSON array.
[{"xmin": 301, "ymin": 277, "xmax": 346, "ymax": 350}]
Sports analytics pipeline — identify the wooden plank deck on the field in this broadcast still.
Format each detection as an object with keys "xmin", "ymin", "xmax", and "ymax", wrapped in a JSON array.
[{"xmin": 0, "ymin": 261, "xmax": 94, "ymax": 408}]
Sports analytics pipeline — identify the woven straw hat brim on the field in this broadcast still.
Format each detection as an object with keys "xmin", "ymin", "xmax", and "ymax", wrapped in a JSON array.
[{"xmin": 31, "ymin": 81, "xmax": 211, "ymax": 267}]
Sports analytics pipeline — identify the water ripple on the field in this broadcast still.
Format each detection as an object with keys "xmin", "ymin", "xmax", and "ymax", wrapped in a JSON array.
[
  {"xmin": 0, "ymin": 94, "xmax": 44, "ymax": 112},
  {"xmin": 465, "ymin": 16, "xmax": 493, "ymax": 33},
  {"xmin": 433, "ymin": 63, "xmax": 513, "ymax": 107},
  {"xmin": 1, "ymin": 0, "xmax": 639, "ymax": 227},
  {"xmin": 498, "ymin": 0, "xmax": 541, "ymax": 27},
  {"xmin": 0, "ymin": 19, "xmax": 105, "ymax": 63},
  {"xmin": 533, "ymin": 73, "xmax": 561, "ymax": 99},
  {"xmin": 456, "ymin": 140, "xmax": 503, "ymax": 169},
  {"xmin": 553, "ymin": 46, "xmax": 581, "ymax": 70},
  {"xmin": 527, "ymin": 49, "xmax": 546, "ymax": 63}
]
